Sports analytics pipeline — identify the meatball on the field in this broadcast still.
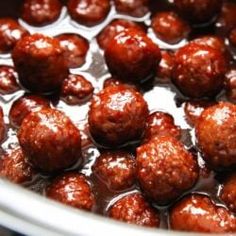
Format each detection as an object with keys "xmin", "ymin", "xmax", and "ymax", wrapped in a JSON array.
[
  {"xmin": 170, "ymin": 194, "xmax": 236, "ymax": 233},
  {"xmin": 61, "ymin": 74, "xmax": 94, "ymax": 105},
  {"xmin": 174, "ymin": 0, "xmax": 222, "ymax": 24},
  {"xmin": 172, "ymin": 42, "xmax": 228, "ymax": 98},
  {"xmin": 9, "ymin": 94, "xmax": 50, "ymax": 128},
  {"xmin": 56, "ymin": 34, "xmax": 89, "ymax": 68},
  {"xmin": 151, "ymin": 11, "xmax": 190, "ymax": 45},
  {"xmin": 12, "ymin": 34, "xmax": 68, "ymax": 94},
  {"xmin": 0, "ymin": 106, "xmax": 5, "ymax": 143},
  {"xmin": 225, "ymin": 66, "xmax": 236, "ymax": 102},
  {"xmin": 196, "ymin": 102, "xmax": 236, "ymax": 170},
  {"xmin": 21, "ymin": 0, "xmax": 62, "ymax": 26},
  {"xmin": 105, "ymin": 28, "xmax": 161, "ymax": 82},
  {"xmin": 0, "ymin": 147, "xmax": 34, "ymax": 184},
  {"xmin": 229, "ymin": 28, "xmax": 236, "ymax": 47},
  {"xmin": 92, "ymin": 150, "xmax": 136, "ymax": 191},
  {"xmin": 97, "ymin": 19, "xmax": 145, "ymax": 50},
  {"xmin": 18, "ymin": 108, "xmax": 81, "ymax": 172},
  {"xmin": 46, "ymin": 173, "xmax": 95, "ymax": 211},
  {"xmin": 88, "ymin": 85, "xmax": 148, "ymax": 148},
  {"xmin": 0, "ymin": 66, "xmax": 19, "ymax": 94},
  {"xmin": 136, "ymin": 136, "xmax": 199, "ymax": 205},
  {"xmin": 109, "ymin": 193, "xmax": 160, "ymax": 227},
  {"xmin": 0, "ymin": 18, "xmax": 29, "ymax": 53},
  {"xmin": 143, "ymin": 111, "xmax": 181, "ymax": 143},
  {"xmin": 67, "ymin": 0, "xmax": 110, "ymax": 26}
]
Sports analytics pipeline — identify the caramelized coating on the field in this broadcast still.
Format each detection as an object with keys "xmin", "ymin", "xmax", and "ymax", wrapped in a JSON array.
[
  {"xmin": 170, "ymin": 194, "xmax": 236, "ymax": 233},
  {"xmin": 229, "ymin": 28, "xmax": 236, "ymax": 47},
  {"xmin": 103, "ymin": 77, "xmax": 137, "ymax": 90},
  {"xmin": 225, "ymin": 66, "xmax": 236, "ymax": 102},
  {"xmin": 0, "ymin": 106, "xmax": 5, "ymax": 143}
]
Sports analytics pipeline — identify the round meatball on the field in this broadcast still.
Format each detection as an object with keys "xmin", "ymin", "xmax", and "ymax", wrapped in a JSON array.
[
  {"xmin": 170, "ymin": 194, "xmax": 236, "ymax": 233},
  {"xmin": 151, "ymin": 11, "xmax": 190, "ymax": 44},
  {"xmin": 172, "ymin": 42, "xmax": 228, "ymax": 98},
  {"xmin": 137, "ymin": 136, "xmax": 199, "ymax": 205},
  {"xmin": 225, "ymin": 66, "xmax": 236, "ymax": 101},
  {"xmin": 97, "ymin": 19, "xmax": 145, "ymax": 50},
  {"xmin": 21, "ymin": 0, "xmax": 62, "ymax": 26},
  {"xmin": 67, "ymin": 0, "xmax": 110, "ymax": 26},
  {"xmin": 92, "ymin": 150, "xmax": 136, "ymax": 191},
  {"xmin": 46, "ymin": 173, "xmax": 95, "ymax": 211},
  {"xmin": 0, "ymin": 66, "xmax": 19, "ymax": 94},
  {"xmin": 143, "ymin": 111, "xmax": 181, "ymax": 143},
  {"xmin": 105, "ymin": 28, "xmax": 161, "ymax": 82},
  {"xmin": 61, "ymin": 74, "xmax": 94, "ymax": 105},
  {"xmin": 9, "ymin": 94, "xmax": 50, "ymax": 128},
  {"xmin": 56, "ymin": 34, "xmax": 89, "ymax": 68},
  {"xmin": 196, "ymin": 102, "xmax": 236, "ymax": 170},
  {"xmin": 0, "ymin": 147, "xmax": 34, "ymax": 184},
  {"xmin": 0, "ymin": 18, "xmax": 29, "ymax": 53},
  {"xmin": 174, "ymin": 0, "xmax": 222, "ymax": 24},
  {"xmin": 0, "ymin": 106, "xmax": 5, "ymax": 143},
  {"xmin": 12, "ymin": 34, "xmax": 68, "ymax": 94},
  {"xmin": 18, "ymin": 108, "xmax": 81, "ymax": 173},
  {"xmin": 229, "ymin": 28, "xmax": 236, "ymax": 47},
  {"xmin": 109, "ymin": 193, "xmax": 160, "ymax": 227},
  {"xmin": 88, "ymin": 85, "xmax": 148, "ymax": 148}
]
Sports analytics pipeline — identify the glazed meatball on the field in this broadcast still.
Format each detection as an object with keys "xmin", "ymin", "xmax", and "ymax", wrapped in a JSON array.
[
  {"xmin": 92, "ymin": 150, "xmax": 136, "ymax": 191},
  {"xmin": 170, "ymin": 194, "xmax": 236, "ymax": 233},
  {"xmin": 18, "ymin": 108, "xmax": 81, "ymax": 172},
  {"xmin": 56, "ymin": 34, "xmax": 89, "ymax": 68},
  {"xmin": 21, "ymin": 0, "xmax": 62, "ymax": 26},
  {"xmin": 88, "ymin": 85, "xmax": 148, "ymax": 147},
  {"xmin": 9, "ymin": 94, "xmax": 50, "ymax": 128},
  {"xmin": 105, "ymin": 29, "xmax": 161, "ymax": 82},
  {"xmin": 12, "ymin": 34, "xmax": 68, "ymax": 94},
  {"xmin": 109, "ymin": 193, "xmax": 160, "ymax": 227},
  {"xmin": 0, "ymin": 18, "xmax": 29, "ymax": 53},
  {"xmin": 0, "ymin": 106, "xmax": 5, "ymax": 143},
  {"xmin": 229, "ymin": 28, "xmax": 236, "ymax": 47},
  {"xmin": 143, "ymin": 111, "xmax": 181, "ymax": 143},
  {"xmin": 137, "ymin": 136, "xmax": 199, "ymax": 205},
  {"xmin": 67, "ymin": 0, "xmax": 110, "ymax": 26},
  {"xmin": 61, "ymin": 74, "xmax": 94, "ymax": 105},
  {"xmin": 97, "ymin": 19, "xmax": 145, "ymax": 50},
  {"xmin": 174, "ymin": 0, "xmax": 222, "ymax": 24},
  {"xmin": 196, "ymin": 102, "xmax": 236, "ymax": 170},
  {"xmin": 0, "ymin": 147, "xmax": 34, "ymax": 184},
  {"xmin": 151, "ymin": 11, "xmax": 190, "ymax": 45},
  {"xmin": 0, "ymin": 66, "xmax": 19, "ymax": 94},
  {"xmin": 46, "ymin": 173, "xmax": 95, "ymax": 211},
  {"xmin": 172, "ymin": 42, "xmax": 228, "ymax": 98},
  {"xmin": 114, "ymin": 0, "xmax": 149, "ymax": 18},
  {"xmin": 225, "ymin": 66, "xmax": 236, "ymax": 101}
]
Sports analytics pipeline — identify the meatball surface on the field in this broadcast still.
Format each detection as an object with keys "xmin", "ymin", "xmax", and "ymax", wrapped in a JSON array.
[
  {"xmin": 18, "ymin": 108, "xmax": 81, "ymax": 172},
  {"xmin": 225, "ymin": 66, "xmax": 236, "ymax": 102},
  {"xmin": 0, "ymin": 106, "xmax": 5, "ymax": 143},
  {"xmin": 88, "ymin": 85, "xmax": 148, "ymax": 147},
  {"xmin": 109, "ymin": 193, "xmax": 160, "ymax": 227},
  {"xmin": 229, "ymin": 28, "xmax": 236, "ymax": 47},
  {"xmin": 137, "ymin": 136, "xmax": 199, "ymax": 205},
  {"xmin": 46, "ymin": 173, "xmax": 95, "ymax": 211}
]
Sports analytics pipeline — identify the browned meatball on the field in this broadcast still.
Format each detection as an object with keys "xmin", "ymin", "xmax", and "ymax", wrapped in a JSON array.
[
  {"xmin": 56, "ymin": 34, "xmax": 89, "ymax": 68},
  {"xmin": 9, "ymin": 94, "xmax": 50, "ymax": 128},
  {"xmin": 18, "ymin": 108, "xmax": 81, "ymax": 173},
  {"xmin": 170, "ymin": 194, "xmax": 236, "ymax": 233},
  {"xmin": 114, "ymin": 0, "xmax": 149, "ymax": 18},
  {"xmin": 97, "ymin": 19, "xmax": 145, "ymax": 50},
  {"xmin": 21, "ymin": 0, "xmax": 62, "ymax": 26},
  {"xmin": 0, "ymin": 147, "xmax": 34, "ymax": 184},
  {"xmin": 0, "ymin": 66, "xmax": 19, "ymax": 94},
  {"xmin": 172, "ymin": 42, "xmax": 228, "ymax": 98},
  {"xmin": 143, "ymin": 111, "xmax": 181, "ymax": 143},
  {"xmin": 105, "ymin": 28, "xmax": 161, "ymax": 82},
  {"xmin": 61, "ymin": 74, "xmax": 94, "ymax": 105},
  {"xmin": 109, "ymin": 193, "xmax": 160, "ymax": 227},
  {"xmin": 174, "ymin": 0, "xmax": 222, "ymax": 24},
  {"xmin": 88, "ymin": 85, "xmax": 148, "ymax": 148},
  {"xmin": 229, "ymin": 28, "xmax": 236, "ymax": 47},
  {"xmin": 67, "ymin": 0, "xmax": 110, "ymax": 26},
  {"xmin": 151, "ymin": 11, "xmax": 190, "ymax": 44},
  {"xmin": 137, "ymin": 136, "xmax": 199, "ymax": 205},
  {"xmin": 46, "ymin": 173, "xmax": 95, "ymax": 211},
  {"xmin": 0, "ymin": 106, "xmax": 5, "ymax": 143},
  {"xmin": 225, "ymin": 66, "xmax": 236, "ymax": 101},
  {"xmin": 0, "ymin": 18, "xmax": 29, "ymax": 53},
  {"xmin": 12, "ymin": 34, "xmax": 68, "ymax": 94},
  {"xmin": 92, "ymin": 150, "xmax": 136, "ymax": 191},
  {"xmin": 196, "ymin": 102, "xmax": 236, "ymax": 170}
]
